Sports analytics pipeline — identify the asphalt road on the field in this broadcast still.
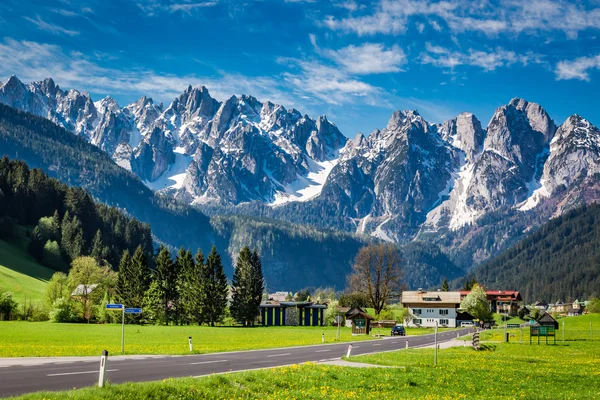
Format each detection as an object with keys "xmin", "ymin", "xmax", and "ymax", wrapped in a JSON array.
[{"xmin": 0, "ymin": 328, "xmax": 474, "ymax": 397}]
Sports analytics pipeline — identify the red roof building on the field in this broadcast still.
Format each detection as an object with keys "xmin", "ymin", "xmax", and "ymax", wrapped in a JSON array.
[{"xmin": 460, "ymin": 290, "xmax": 522, "ymax": 316}]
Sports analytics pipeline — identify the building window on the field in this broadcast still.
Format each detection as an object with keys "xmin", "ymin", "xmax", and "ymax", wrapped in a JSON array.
[
  {"xmin": 413, "ymin": 309, "xmax": 421, "ymax": 315},
  {"xmin": 413, "ymin": 318, "xmax": 422, "ymax": 325},
  {"xmin": 440, "ymin": 319, "xmax": 449, "ymax": 325},
  {"xmin": 427, "ymin": 309, "xmax": 434, "ymax": 313},
  {"xmin": 439, "ymin": 309, "xmax": 448, "ymax": 315}
]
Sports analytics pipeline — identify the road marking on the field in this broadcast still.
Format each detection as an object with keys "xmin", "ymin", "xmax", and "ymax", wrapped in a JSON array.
[
  {"xmin": 353, "ymin": 346, "xmax": 360, "ymax": 348},
  {"xmin": 372, "ymin": 344, "xmax": 381, "ymax": 346},
  {"xmin": 47, "ymin": 369, "xmax": 118, "ymax": 377},
  {"xmin": 391, "ymin": 341, "xmax": 397, "ymax": 344},
  {"xmin": 189, "ymin": 360, "xmax": 228, "ymax": 365},
  {"xmin": 314, "ymin": 350, "xmax": 330, "ymax": 353},
  {"xmin": 267, "ymin": 353, "xmax": 291, "ymax": 358}
]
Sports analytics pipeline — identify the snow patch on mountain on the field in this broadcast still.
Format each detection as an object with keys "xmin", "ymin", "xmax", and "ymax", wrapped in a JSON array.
[{"xmin": 271, "ymin": 157, "xmax": 339, "ymax": 206}]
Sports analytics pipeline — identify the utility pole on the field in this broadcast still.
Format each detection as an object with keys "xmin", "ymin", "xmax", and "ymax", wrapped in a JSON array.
[{"xmin": 121, "ymin": 306, "xmax": 125, "ymax": 353}]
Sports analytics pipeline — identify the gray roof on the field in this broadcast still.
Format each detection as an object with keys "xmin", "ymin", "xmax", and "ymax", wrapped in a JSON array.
[{"xmin": 402, "ymin": 291, "xmax": 461, "ymax": 304}]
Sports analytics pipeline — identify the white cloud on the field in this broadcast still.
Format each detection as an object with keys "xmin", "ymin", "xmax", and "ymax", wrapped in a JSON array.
[
  {"xmin": 24, "ymin": 15, "xmax": 79, "ymax": 36},
  {"xmin": 555, "ymin": 54, "xmax": 600, "ymax": 81},
  {"xmin": 0, "ymin": 38, "xmax": 390, "ymax": 111},
  {"xmin": 421, "ymin": 43, "xmax": 543, "ymax": 71},
  {"xmin": 321, "ymin": 43, "xmax": 407, "ymax": 74},
  {"xmin": 323, "ymin": 0, "xmax": 600, "ymax": 39},
  {"xmin": 169, "ymin": 2, "xmax": 219, "ymax": 12}
]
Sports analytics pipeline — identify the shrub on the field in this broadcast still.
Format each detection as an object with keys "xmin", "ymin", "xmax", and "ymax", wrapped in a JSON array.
[
  {"xmin": 16, "ymin": 299, "xmax": 50, "ymax": 321},
  {"xmin": 50, "ymin": 298, "xmax": 79, "ymax": 323},
  {"xmin": 0, "ymin": 292, "xmax": 18, "ymax": 321}
]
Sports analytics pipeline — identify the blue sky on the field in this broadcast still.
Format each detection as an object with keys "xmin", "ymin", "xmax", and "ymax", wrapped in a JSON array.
[{"xmin": 1, "ymin": 0, "xmax": 599, "ymax": 137}]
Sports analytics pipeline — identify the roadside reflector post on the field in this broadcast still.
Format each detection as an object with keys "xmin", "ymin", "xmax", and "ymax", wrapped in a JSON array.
[
  {"xmin": 456, "ymin": 332, "xmax": 459, "ymax": 339},
  {"xmin": 434, "ymin": 321, "xmax": 438, "ymax": 366},
  {"xmin": 322, "ymin": 333, "xmax": 325, "ymax": 343},
  {"xmin": 98, "ymin": 350, "xmax": 108, "ymax": 388},
  {"xmin": 346, "ymin": 344, "xmax": 352, "ymax": 358},
  {"xmin": 405, "ymin": 340, "xmax": 408, "ymax": 349},
  {"xmin": 189, "ymin": 336, "xmax": 193, "ymax": 352}
]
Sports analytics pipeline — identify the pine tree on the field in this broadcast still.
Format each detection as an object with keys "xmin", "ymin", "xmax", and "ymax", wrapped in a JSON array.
[
  {"xmin": 49, "ymin": 210, "xmax": 61, "ymax": 241},
  {"xmin": 61, "ymin": 213, "xmax": 84, "ymax": 261},
  {"xmin": 176, "ymin": 247, "xmax": 195, "ymax": 325},
  {"xmin": 116, "ymin": 250, "xmax": 132, "ymax": 305},
  {"xmin": 231, "ymin": 246, "xmax": 253, "ymax": 326},
  {"xmin": 90, "ymin": 230, "xmax": 108, "ymax": 263},
  {"xmin": 441, "ymin": 277, "xmax": 449, "ymax": 292},
  {"xmin": 127, "ymin": 246, "xmax": 150, "ymax": 322},
  {"xmin": 250, "ymin": 249, "xmax": 264, "ymax": 325},
  {"xmin": 203, "ymin": 246, "xmax": 228, "ymax": 326},
  {"xmin": 154, "ymin": 246, "xmax": 174, "ymax": 325}
]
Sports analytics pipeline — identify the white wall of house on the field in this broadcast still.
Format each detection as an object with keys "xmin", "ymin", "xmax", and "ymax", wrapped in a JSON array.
[{"xmin": 406, "ymin": 306, "xmax": 457, "ymax": 328}]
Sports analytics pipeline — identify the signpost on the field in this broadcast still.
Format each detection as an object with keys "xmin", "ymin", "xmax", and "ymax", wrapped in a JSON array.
[
  {"xmin": 105, "ymin": 304, "xmax": 142, "ymax": 353},
  {"xmin": 335, "ymin": 315, "xmax": 343, "ymax": 340},
  {"xmin": 507, "ymin": 324, "xmax": 520, "ymax": 328},
  {"xmin": 530, "ymin": 325, "xmax": 556, "ymax": 345},
  {"xmin": 434, "ymin": 321, "xmax": 438, "ymax": 366}
]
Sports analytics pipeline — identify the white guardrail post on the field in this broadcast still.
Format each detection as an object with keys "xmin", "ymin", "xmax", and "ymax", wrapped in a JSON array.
[{"xmin": 98, "ymin": 350, "xmax": 108, "ymax": 388}]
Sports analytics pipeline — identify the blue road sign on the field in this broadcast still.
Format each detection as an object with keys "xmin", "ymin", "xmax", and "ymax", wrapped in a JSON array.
[
  {"xmin": 125, "ymin": 308, "xmax": 142, "ymax": 314},
  {"xmin": 106, "ymin": 304, "xmax": 123, "ymax": 309}
]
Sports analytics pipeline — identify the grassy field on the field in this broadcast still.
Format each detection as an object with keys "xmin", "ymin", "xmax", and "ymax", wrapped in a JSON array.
[
  {"xmin": 0, "ymin": 323, "xmax": 381, "ymax": 357},
  {"xmin": 0, "ymin": 321, "xmax": 447, "ymax": 357},
  {"xmin": 8, "ymin": 314, "xmax": 600, "ymax": 400},
  {"xmin": 0, "ymin": 239, "xmax": 54, "ymax": 302}
]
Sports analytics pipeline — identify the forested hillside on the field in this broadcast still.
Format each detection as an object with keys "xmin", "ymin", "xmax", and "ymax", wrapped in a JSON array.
[
  {"xmin": 0, "ymin": 104, "xmax": 215, "ymax": 252},
  {"xmin": 473, "ymin": 203, "xmax": 600, "ymax": 302},
  {"xmin": 0, "ymin": 157, "xmax": 153, "ymax": 270}
]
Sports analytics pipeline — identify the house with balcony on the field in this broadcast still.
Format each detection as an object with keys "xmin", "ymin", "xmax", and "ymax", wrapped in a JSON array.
[
  {"xmin": 401, "ymin": 290, "xmax": 461, "ymax": 328},
  {"xmin": 460, "ymin": 290, "xmax": 522, "ymax": 316}
]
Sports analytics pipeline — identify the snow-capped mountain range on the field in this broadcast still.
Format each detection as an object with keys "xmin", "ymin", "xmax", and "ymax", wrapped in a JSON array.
[
  {"xmin": 2, "ymin": 75, "xmax": 600, "ymax": 245},
  {"xmin": 0, "ymin": 76, "xmax": 346, "ymax": 205}
]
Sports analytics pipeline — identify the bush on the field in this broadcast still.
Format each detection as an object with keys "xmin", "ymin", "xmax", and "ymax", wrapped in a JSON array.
[
  {"xmin": 324, "ymin": 300, "xmax": 345, "ymax": 326},
  {"xmin": 50, "ymin": 298, "xmax": 79, "ymax": 323},
  {"xmin": 0, "ymin": 292, "xmax": 18, "ymax": 321},
  {"xmin": 16, "ymin": 299, "xmax": 49, "ymax": 321},
  {"xmin": 43, "ymin": 240, "xmax": 68, "ymax": 272},
  {"xmin": 338, "ymin": 292, "xmax": 368, "ymax": 308},
  {"xmin": 374, "ymin": 308, "xmax": 396, "ymax": 322}
]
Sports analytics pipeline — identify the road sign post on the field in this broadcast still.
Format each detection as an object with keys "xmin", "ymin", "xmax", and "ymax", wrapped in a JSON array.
[{"xmin": 105, "ymin": 304, "xmax": 142, "ymax": 354}]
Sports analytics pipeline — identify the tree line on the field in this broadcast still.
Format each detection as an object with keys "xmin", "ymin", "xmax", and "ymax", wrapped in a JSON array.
[{"xmin": 0, "ymin": 157, "xmax": 153, "ymax": 270}]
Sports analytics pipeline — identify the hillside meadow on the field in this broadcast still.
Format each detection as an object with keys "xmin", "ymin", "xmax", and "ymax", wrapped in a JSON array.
[{"xmin": 6, "ymin": 314, "xmax": 600, "ymax": 400}]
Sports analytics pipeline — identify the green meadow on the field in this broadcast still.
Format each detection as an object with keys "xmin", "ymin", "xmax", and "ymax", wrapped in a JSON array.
[
  {"xmin": 7, "ymin": 314, "xmax": 600, "ymax": 400},
  {"xmin": 0, "ymin": 238, "xmax": 54, "ymax": 303}
]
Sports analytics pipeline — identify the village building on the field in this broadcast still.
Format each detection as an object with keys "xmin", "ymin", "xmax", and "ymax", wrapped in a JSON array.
[
  {"xmin": 259, "ymin": 301, "xmax": 326, "ymax": 326},
  {"xmin": 402, "ymin": 290, "xmax": 461, "ymax": 328},
  {"xmin": 460, "ymin": 290, "xmax": 522, "ymax": 316},
  {"xmin": 344, "ymin": 307, "xmax": 374, "ymax": 335}
]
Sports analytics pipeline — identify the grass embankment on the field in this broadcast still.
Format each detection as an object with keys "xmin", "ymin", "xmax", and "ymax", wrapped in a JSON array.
[
  {"xmin": 8, "ymin": 315, "xmax": 600, "ymax": 400},
  {"xmin": 0, "ymin": 238, "xmax": 53, "ymax": 302},
  {"xmin": 0, "ymin": 323, "xmax": 381, "ymax": 357}
]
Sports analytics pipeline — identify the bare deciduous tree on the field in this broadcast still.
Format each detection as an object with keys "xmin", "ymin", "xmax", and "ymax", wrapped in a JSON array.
[{"xmin": 347, "ymin": 244, "xmax": 403, "ymax": 315}]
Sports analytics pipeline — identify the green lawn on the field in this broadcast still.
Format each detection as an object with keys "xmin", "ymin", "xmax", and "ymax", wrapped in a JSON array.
[
  {"xmin": 0, "ymin": 239, "xmax": 54, "ymax": 302},
  {"xmin": 0, "ymin": 322, "xmax": 382, "ymax": 357},
  {"xmin": 8, "ymin": 315, "xmax": 600, "ymax": 400}
]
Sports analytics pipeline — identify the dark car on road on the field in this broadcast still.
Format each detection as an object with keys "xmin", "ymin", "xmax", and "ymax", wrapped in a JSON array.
[{"xmin": 391, "ymin": 325, "xmax": 406, "ymax": 336}]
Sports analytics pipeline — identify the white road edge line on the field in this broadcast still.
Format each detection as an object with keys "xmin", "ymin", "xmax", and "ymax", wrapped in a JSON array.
[
  {"xmin": 190, "ymin": 360, "xmax": 228, "ymax": 365},
  {"xmin": 47, "ymin": 369, "xmax": 118, "ymax": 377},
  {"xmin": 372, "ymin": 344, "xmax": 381, "ymax": 346},
  {"xmin": 314, "ymin": 350, "xmax": 330, "ymax": 353},
  {"xmin": 267, "ymin": 353, "xmax": 291, "ymax": 358}
]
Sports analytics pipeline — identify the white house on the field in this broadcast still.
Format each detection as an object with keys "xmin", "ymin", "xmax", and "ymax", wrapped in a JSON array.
[{"xmin": 401, "ymin": 290, "xmax": 461, "ymax": 328}]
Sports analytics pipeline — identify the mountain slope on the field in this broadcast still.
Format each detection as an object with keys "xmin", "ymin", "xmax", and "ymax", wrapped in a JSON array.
[
  {"xmin": 0, "ymin": 76, "xmax": 347, "ymax": 205},
  {"xmin": 472, "ymin": 203, "xmax": 600, "ymax": 303},
  {"xmin": 0, "ymin": 104, "xmax": 370, "ymax": 290}
]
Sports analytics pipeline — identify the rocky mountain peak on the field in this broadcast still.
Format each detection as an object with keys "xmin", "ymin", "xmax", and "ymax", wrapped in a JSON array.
[
  {"xmin": 438, "ymin": 112, "xmax": 484, "ymax": 161},
  {"xmin": 386, "ymin": 109, "xmax": 422, "ymax": 131}
]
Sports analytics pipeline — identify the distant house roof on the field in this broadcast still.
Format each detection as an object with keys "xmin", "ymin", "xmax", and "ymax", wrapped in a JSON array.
[
  {"xmin": 402, "ymin": 291, "xmax": 461, "ymax": 304},
  {"xmin": 536, "ymin": 312, "xmax": 559, "ymax": 328},
  {"xmin": 71, "ymin": 284, "xmax": 98, "ymax": 296},
  {"xmin": 459, "ymin": 290, "xmax": 522, "ymax": 302},
  {"xmin": 567, "ymin": 308, "xmax": 582, "ymax": 314},
  {"xmin": 260, "ymin": 301, "xmax": 326, "ymax": 309},
  {"xmin": 345, "ymin": 307, "xmax": 374, "ymax": 320}
]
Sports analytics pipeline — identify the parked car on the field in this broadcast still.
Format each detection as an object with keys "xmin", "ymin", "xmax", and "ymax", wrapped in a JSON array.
[
  {"xmin": 460, "ymin": 321, "xmax": 475, "ymax": 327},
  {"xmin": 391, "ymin": 325, "xmax": 406, "ymax": 336}
]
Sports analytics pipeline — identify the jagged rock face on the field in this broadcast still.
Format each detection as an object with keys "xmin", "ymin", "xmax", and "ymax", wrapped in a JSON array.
[
  {"xmin": 0, "ymin": 76, "xmax": 347, "ymax": 205},
  {"xmin": 321, "ymin": 110, "xmax": 459, "ymax": 241},
  {"xmin": 437, "ymin": 112, "xmax": 484, "ymax": 161},
  {"xmin": 542, "ymin": 115, "xmax": 600, "ymax": 193}
]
